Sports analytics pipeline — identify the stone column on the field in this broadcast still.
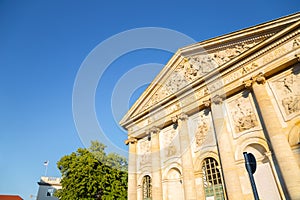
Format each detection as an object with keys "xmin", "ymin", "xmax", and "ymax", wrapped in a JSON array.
[
  {"xmin": 174, "ymin": 113, "xmax": 197, "ymax": 200},
  {"xmin": 195, "ymin": 171, "xmax": 205, "ymax": 200},
  {"xmin": 244, "ymin": 73, "xmax": 300, "ymax": 199},
  {"xmin": 207, "ymin": 96, "xmax": 244, "ymax": 200},
  {"xmin": 148, "ymin": 126, "xmax": 163, "ymax": 200},
  {"xmin": 125, "ymin": 137, "xmax": 138, "ymax": 200}
]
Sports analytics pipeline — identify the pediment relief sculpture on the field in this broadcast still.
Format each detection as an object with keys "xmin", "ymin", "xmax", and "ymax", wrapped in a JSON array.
[
  {"xmin": 213, "ymin": 42, "xmax": 257, "ymax": 65},
  {"xmin": 142, "ymin": 41, "xmax": 260, "ymax": 111}
]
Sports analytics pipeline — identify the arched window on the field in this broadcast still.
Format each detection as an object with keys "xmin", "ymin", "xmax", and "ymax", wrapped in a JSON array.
[
  {"xmin": 202, "ymin": 157, "xmax": 225, "ymax": 200},
  {"xmin": 142, "ymin": 175, "xmax": 152, "ymax": 200}
]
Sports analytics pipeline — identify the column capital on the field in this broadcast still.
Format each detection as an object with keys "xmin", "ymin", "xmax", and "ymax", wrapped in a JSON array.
[
  {"xmin": 253, "ymin": 72, "xmax": 266, "ymax": 85},
  {"xmin": 178, "ymin": 112, "xmax": 188, "ymax": 121},
  {"xmin": 243, "ymin": 79, "xmax": 253, "ymax": 89},
  {"xmin": 171, "ymin": 112, "xmax": 188, "ymax": 122},
  {"xmin": 146, "ymin": 126, "xmax": 160, "ymax": 135},
  {"xmin": 211, "ymin": 94, "xmax": 224, "ymax": 105},
  {"xmin": 244, "ymin": 72, "xmax": 266, "ymax": 89},
  {"xmin": 203, "ymin": 99, "xmax": 211, "ymax": 108},
  {"xmin": 125, "ymin": 137, "xmax": 137, "ymax": 145}
]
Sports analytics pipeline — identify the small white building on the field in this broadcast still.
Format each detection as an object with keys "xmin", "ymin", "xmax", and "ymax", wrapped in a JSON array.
[{"xmin": 36, "ymin": 176, "xmax": 61, "ymax": 200}]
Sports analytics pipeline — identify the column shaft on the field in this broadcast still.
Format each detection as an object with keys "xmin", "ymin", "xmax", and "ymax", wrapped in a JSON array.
[
  {"xmin": 150, "ymin": 127, "xmax": 163, "ymax": 200},
  {"xmin": 126, "ymin": 138, "xmax": 137, "ymax": 200},
  {"xmin": 177, "ymin": 113, "xmax": 197, "ymax": 200},
  {"xmin": 251, "ymin": 77, "xmax": 300, "ymax": 199},
  {"xmin": 210, "ymin": 96, "xmax": 244, "ymax": 200},
  {"xmin": 195, "ymin": 172, "xmax": 205, "ymax": 200}
]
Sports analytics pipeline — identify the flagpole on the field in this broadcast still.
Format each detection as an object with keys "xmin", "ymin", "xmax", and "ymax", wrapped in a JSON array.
[
  {"xmin": 45, "ymin": 164, "xmax": 48, "ymax": 176},
  {"xmin": 44, "ymin": 161, "xmax": 49, "ymax": 176}
]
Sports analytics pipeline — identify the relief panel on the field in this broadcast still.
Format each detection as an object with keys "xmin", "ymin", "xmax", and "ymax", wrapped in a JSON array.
[
  {"xmin": 137, "ymin": 137, "xmax": 151, "ymax": 169},
  {"xmin": 160, "ymin": 125, "xmax": 180, "ymax": 163},
  {"xmin": 189, "ymin": 111, "xmax": 215, "ymax": 152},
  {"xmin": 269, "ymin": 63, "xmax": 300, "ymax": 120},
  {"xmin": 227, "ymin": 91, "xmax": 260, "ymax": 138}
]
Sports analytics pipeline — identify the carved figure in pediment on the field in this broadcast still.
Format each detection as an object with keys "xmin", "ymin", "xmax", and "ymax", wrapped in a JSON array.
[
  {"xmin": 213, "ymin": 42, "xmax": 257, "ymax": 65},
  {"xmin": 195, "ymin": 115, "xmax": 209, "ymax": 148},
  {"xmin": 187, "ymin": 55, "xmax": 216, "ymax": 77},
  {"xmin": 230, "ymin": 97, "xmax": 258, "ymax": 133},
  {"xmin": 165, "ymin": 71, "xmax": 188, "ymax": 94}
]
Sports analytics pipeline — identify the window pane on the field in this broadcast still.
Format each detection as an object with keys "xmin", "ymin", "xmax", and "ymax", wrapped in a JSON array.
[{"xmin": 202, "ymin": 158, "xmax": 225, "ymax": 199}]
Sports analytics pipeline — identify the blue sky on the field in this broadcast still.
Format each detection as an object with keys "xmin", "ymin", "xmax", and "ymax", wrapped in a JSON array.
[{"xmin": 0, "ymin": 0, "xmax": 299, "ymax": 199}]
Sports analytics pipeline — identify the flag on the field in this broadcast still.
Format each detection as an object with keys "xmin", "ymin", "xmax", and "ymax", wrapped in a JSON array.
[{"xmin": 44, "ymin": 160, "xmax": 49, "ymax": 166}]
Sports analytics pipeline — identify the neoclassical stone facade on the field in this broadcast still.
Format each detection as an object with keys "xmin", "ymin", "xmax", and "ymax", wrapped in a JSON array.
[{"xmin": 120, "ymin": 13, "xmax": 300, "ymax": 200}]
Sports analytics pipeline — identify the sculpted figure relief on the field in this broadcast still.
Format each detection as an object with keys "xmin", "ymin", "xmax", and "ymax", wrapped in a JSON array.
[
  {"xmin": 273, "ymin": 67, "xmax": 300, "ymax": 116},
  {"xmin": 230, "ymin": 96, "xmax": 258, "ymax": 133},
  {"xmin": 195, "ymin": 115, "xmax": 210, "ymax": 148},
  {"xmin": 213, "ymin": 42, "xmax": 256, "ymax": 65},
  {"xmin": 143, "ymin": 41, "xmax": 258, "ymax": 110},
  {"xmin": 139, "ymin": 139, "xmax": 151, "ymax": 166},
  {"xmin": 163, "ymin": 129, "xmax": 177, "ymax": 157}
]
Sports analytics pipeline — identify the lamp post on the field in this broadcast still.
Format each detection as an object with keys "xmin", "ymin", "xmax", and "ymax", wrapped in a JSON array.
[{"xmin": 243, "ymin": 152, "xmax": 259, "ymax": 200}]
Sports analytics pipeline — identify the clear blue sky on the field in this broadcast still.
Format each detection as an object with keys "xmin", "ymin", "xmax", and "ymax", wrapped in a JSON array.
[{"xmin": 0, "ymin": 0, "xmax": 299, "ymax": 199}]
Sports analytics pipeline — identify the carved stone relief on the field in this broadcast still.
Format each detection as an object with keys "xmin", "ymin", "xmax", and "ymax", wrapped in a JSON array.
[
  {"xmin": 271, "ymin": 64, "xmax": 300, "ymax": 117},
  {"xmin": 195, "ymin": 114, "xmax": 210, "ymax": 148},
  {"xmin": 142, "ymin": 40, "xmax": 259, "ymax": 111},
  {"xmin": 163, "ymin": 129, "xmax": 177, "ymax": 158},
  {"xmin": 138, "ymin": 138, "xmax": 151, "ymax": 166},
  {"xmin": 213, "ymin": 42, "xmax": 256, "ymax": 65},
  {"xmin": 228, "ymin": 95, "xmax": 259, "ymax": 133}
]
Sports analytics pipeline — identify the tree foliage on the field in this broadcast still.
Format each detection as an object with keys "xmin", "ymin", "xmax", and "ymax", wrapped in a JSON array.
[{"xmin": 55, "ymin": 141, "xmax": 128, "ymax": 200}]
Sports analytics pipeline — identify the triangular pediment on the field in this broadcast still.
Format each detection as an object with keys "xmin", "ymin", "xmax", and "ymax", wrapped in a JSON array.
[{"xmin": 120, "ymin": 12, "xmax": 300, "ymax": 128}]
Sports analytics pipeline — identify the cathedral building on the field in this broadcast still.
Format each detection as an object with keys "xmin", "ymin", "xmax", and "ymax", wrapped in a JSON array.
[{"xmin": 120, "ymin": 12, "xmax": 300, "ymax": 200}]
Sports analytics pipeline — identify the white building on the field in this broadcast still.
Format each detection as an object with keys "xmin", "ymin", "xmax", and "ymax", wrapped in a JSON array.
[{"xmin": 36, "ymin": 176, "xmax": 61, "ymax": 200}]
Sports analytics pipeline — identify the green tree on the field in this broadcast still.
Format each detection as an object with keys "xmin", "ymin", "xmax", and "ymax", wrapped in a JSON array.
[{"xmin": 55, "ymin": 141, "xmax": 128, "ymax": 200}]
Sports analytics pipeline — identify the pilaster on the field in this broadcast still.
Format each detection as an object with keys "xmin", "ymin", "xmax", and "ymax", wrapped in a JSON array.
[
  {"xmin": 173, "ymin": 113, "xmax": 197, "ymax": 200},
  {"xmin": 125, "ymin": 137, "xmax": 138, "ymax": 200},
  {"xmin": 147, "ymin": 126, "xmax": 163, "ymax": 200},
  {"xmin": 205, "ymin": 95, "xmax": 244, "ymax": 200},
  {"xmin": 244, "ymin": 72, "xmax": 300, "ymax": 199}
]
